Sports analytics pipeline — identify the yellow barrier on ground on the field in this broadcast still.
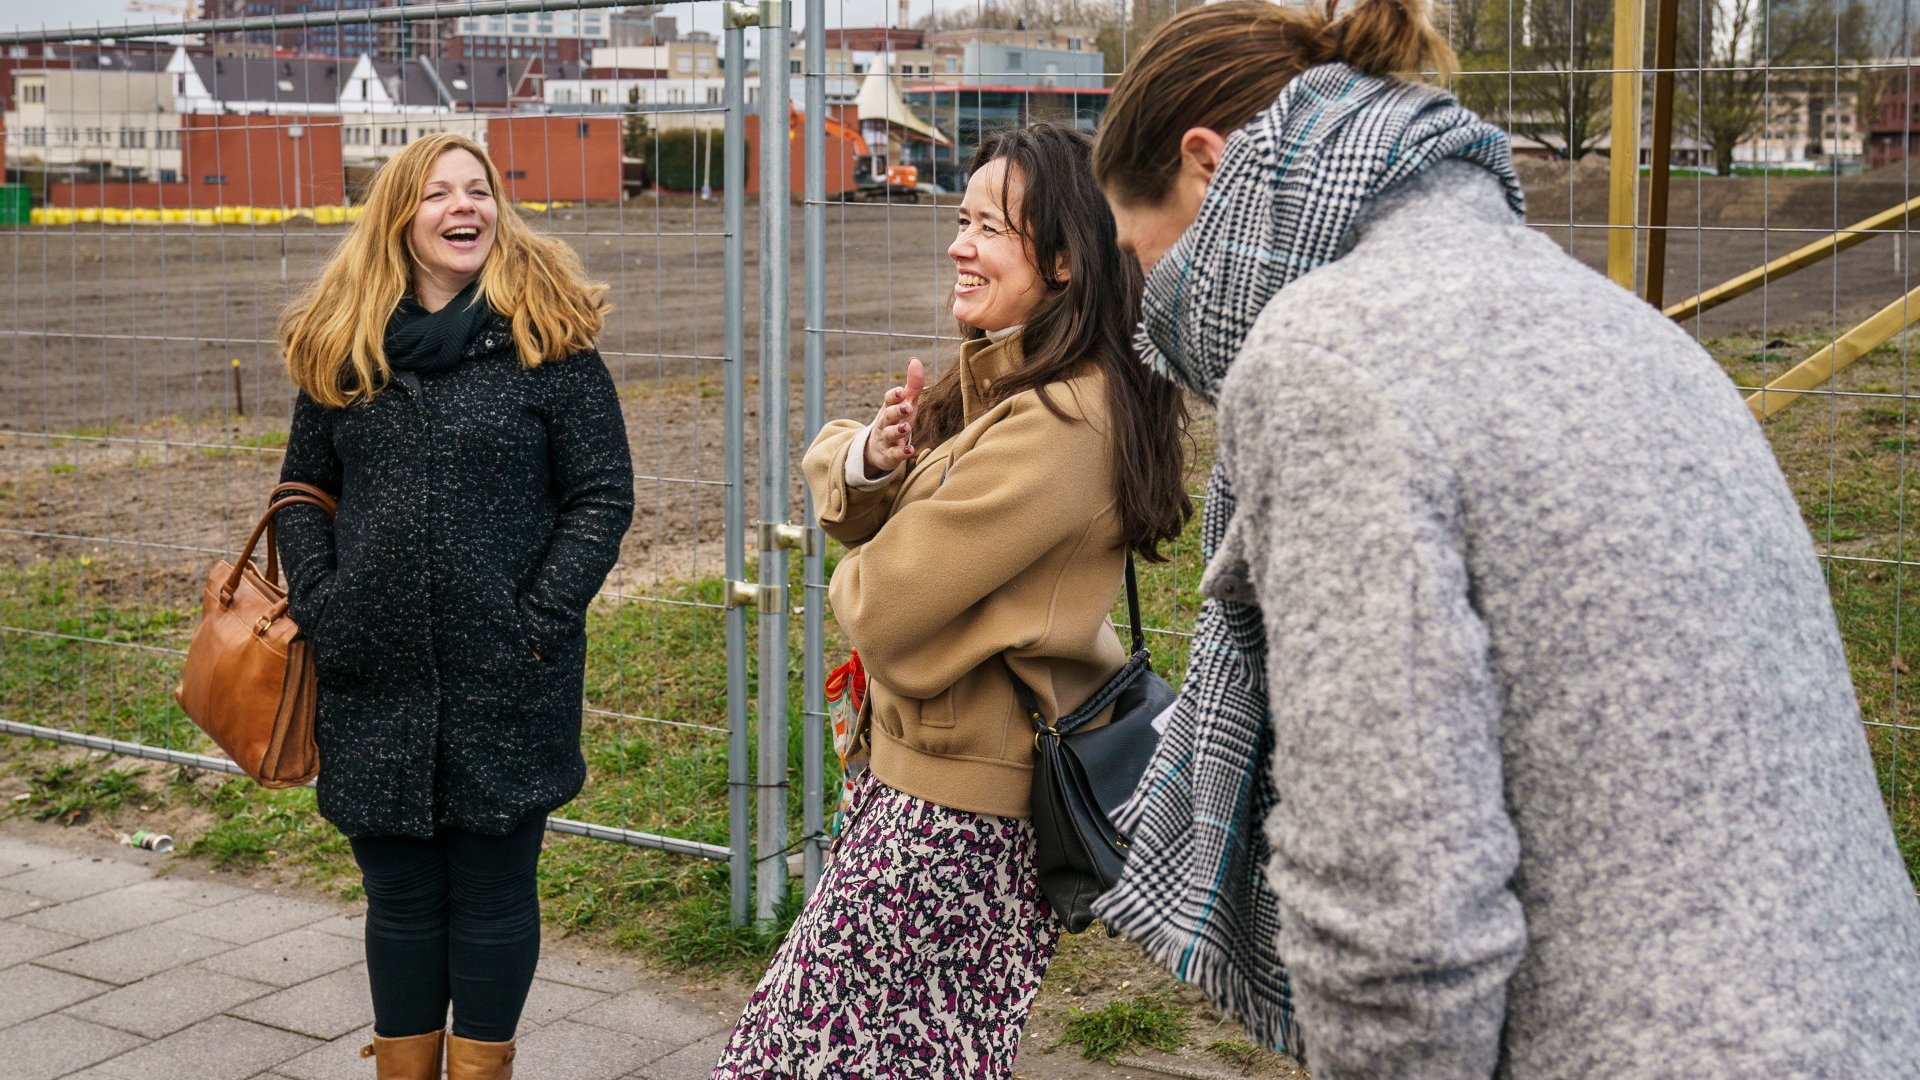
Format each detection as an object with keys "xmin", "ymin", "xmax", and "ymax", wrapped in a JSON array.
[{"xmin": 23, "ymin": 201, "xmax": 565, "ymax": 227}]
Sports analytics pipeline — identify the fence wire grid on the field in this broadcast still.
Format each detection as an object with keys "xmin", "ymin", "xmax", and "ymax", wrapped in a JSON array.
[{"xmin": 0, "ymin": 0, "xmax": 1915, "ymax": 935}]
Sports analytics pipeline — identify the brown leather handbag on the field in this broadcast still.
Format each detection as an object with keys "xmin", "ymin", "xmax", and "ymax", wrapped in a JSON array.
[{"xmin": 174, "ymin": 482, "xmax": 337, "ymax": 787}]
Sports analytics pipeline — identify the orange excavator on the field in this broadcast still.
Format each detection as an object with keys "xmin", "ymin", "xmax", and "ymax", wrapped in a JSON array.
[{"xmin": 806, "ymin": 107, "xmax": 922, "ymax": 203}]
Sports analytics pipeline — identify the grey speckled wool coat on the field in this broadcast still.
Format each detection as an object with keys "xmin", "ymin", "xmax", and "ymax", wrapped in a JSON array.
[
  {"xmin": 275, "ymin": 312, "xmax": 633, "ymax": 839},
  {"xmin": 1207, "ymin": 162, "xmax": 1920, "ymax": 1078}
]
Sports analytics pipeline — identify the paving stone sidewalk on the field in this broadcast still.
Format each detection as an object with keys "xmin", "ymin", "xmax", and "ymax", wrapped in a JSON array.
[
  {"xmin": 0, "ymin": 823, "xmax": 1240, "ymax": 1080},
  {"xmin": 0, "ymin": 829, "xmax": 744, "ymax": 1080}
]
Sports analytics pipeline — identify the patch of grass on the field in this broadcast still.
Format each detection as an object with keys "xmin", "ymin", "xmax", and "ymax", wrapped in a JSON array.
[
  {"xmin": 1208, "ymin": 1037, "xmax": 1270, "ymax": 1069},
  {"xmin": 660, "ymin": 869, "xmax": 804, "ymax": 969},
  {"xmin": 23, "ymin": 763, "xmax": 146, "ymax": 824},
  {"xmin": 47, "ymin": 463, "xmax": 76, "ymax": 474},
  {"xmin": 200, "ymin": 430, "xmax": 289, "ymax": 457},
  {"xmin": 1708, "ymin": 332, "xmax": 1920, "ymax": 883},
  {"xmin": 1057, "ymin": 992, "xmax": 1190, "ymax": 1063},
  {"xmin": 183, "ymin": 777, "xmax": 354, "ymax": 875}
]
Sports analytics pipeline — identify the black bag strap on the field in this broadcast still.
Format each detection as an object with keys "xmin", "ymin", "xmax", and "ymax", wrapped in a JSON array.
[
  {"xmin": 1123, "ymin": 555, "xmax": 1144, "ymax": 655},
  {"xmin": 1005, "ymin": 554, "xmax": 1146, "ymax": 738}
]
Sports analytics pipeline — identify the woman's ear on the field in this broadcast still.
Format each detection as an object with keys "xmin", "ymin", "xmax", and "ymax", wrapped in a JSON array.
[
  {"xmin": 1178, "ymin": 127, "xmax": 1229, "ymax": 186},
  {"xmin": 1053, "ymin": 250, "xmax": 1071, "ymax": 285}
]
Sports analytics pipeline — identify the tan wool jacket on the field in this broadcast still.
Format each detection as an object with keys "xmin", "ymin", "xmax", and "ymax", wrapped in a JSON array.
[{"xmin": 802, "ymin": 332, "xmax": 1130, "ymax": 818}]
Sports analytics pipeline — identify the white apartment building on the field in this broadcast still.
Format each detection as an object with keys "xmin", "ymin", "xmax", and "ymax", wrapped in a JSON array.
[
  {"xmin": 6, "ymin": 67, "xmax": 183, "ymax": 180},
  {"xmin": 457, "ymin": 9, "xmax": 612, "ymax": 40}
]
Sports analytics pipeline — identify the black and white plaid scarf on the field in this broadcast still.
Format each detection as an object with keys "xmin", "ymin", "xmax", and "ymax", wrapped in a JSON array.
[{"xmin": 1093, "ymin": 64, "xmax": 1523, "ymax": 1058}]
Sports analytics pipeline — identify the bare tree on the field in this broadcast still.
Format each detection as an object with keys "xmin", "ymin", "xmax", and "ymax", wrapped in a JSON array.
[
  {"xmin": 1854, "ymin": 0, "xmax": 1918, "ymax": 154},
  {"xmin": 1678, "ymin": 0, "xmax": 1873, "ymax": 174},
  {"xmin": 1451, "ymin": 0, "xmax": 1618, "ymax": 158}
]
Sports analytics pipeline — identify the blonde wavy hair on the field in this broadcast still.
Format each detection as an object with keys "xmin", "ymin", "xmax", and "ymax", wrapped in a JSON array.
[{"xmin": 279, "ymin": 133, "xmax": 610, "ymax": 408}]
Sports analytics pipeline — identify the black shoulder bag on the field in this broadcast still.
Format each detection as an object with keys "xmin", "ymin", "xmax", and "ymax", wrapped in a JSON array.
[{"xmin": 1004, "ymin": 557, "xmax": 1174, "ymax": 934}]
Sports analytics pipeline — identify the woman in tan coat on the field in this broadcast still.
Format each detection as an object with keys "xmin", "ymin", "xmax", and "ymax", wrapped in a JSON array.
[{"xmin": 711, "ymin": 125, "xmax": 1190, "ymax": 1076}]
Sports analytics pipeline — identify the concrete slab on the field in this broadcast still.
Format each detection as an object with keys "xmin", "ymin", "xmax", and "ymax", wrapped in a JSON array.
[
  {"xmin": 273, "ymin": 1024, "xmax": 377, "ymax": 1080},
  {"xmin": 60, "ymin": 1014, "xmax": 320, "ymax": 1080},
  {"xmin": 229, "ymin": 963, "xmax": 374, "ymax": 1041},
  {"xmin": 519, "ymin": 977, "xmax": 611, "ymax": 1030},
  {"xmin": 307, "ymin": 913, "xmax": 364, "ymax": 940},
  {"xmin": 140, "ymin": 875, "xmax": 256, "ymax": 908},
  {"xmin": 0, "ymin": 1012, "xmax": 145, "ymax": 1080},
  {"xmin": 199, "ymin": 927, "xmax": 362, "ymax": 988},
  {"xmin": 535, "ymin": 952, "xmax": 643, "ymax": 994},
  {"xmin": 513, "ymin": 1018, "xmax": 674, "ymax": 1080},
  {"xmin": 3, "ymin": 857, "xmax": 152, "ymax": 903},
  {"xmin": 36, "ymin": 925, "xmax": 233, "ymax": 986},
  {"xmin": 11, "ymin": 880, "xmax": 202, "ymax": 939},
  {"xmin": 156, "ymin": 893, "xmax": 339, "ymax": 945},
  {"xmin": 0, "ymin": 835, "xmax": 83, "ymax": 879},
  {"xmin": 0, "ymin": 963, "xmax": 114, "ymax": 1028},
  {"xmin": 569, "ymin": 986, "xmax": 732, "ymax": 1045},
  {"xmin": 0, "ymin": 884, "xmax": 51, "ymax": 919},
  {"xmin": 631, "ymin": 1030, "xmax": 732, "ymax": 1079},
  {"xmin": 65, "ymin": 965, "xmax": 277, "ymax": 1039},
  {"xmin": 0, "ymin": 920, "xmax": 86, "ymax": 967}
]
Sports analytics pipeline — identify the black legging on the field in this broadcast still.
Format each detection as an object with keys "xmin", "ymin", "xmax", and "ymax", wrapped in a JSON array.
[{"xmin": 348, "ymin": 814, "xmax": 546, "ymax": 1041}]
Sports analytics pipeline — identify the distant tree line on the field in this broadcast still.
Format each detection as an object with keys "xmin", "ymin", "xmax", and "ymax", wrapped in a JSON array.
[{"xmin": 913, "ymin": 0, "xmax": 1912, "ymax": 176}]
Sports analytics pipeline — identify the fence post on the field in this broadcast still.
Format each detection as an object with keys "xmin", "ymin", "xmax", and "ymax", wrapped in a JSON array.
[
  {"xmin": 722, "ymin": 1, "xmax": 756, "ymax": 929},
  {"xmin": 756, "ymin": 0, "xmax": 795, "ymax": 927},
  {"xmin": 800, "ymin": 0, "xmax": 829, "ymax": 895},
  {"xmin": 1605, "ymin": 0, "xmax": 1645, "ymax": 291}
]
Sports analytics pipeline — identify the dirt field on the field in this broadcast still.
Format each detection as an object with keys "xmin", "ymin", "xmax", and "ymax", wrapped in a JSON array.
[
  {"xmin": 5, "ymin": 174, "xmax": 1917, "ymax": 428},
  {"xmin": 5, "ymin": 176, "xmax": 1913, "ymax": 591}
]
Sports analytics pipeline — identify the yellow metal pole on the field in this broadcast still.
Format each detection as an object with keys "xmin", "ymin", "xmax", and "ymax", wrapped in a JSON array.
[
  {"xmin": 1666, "ymin": 196, "xmax": 1920, "ymax": 322},
  {"xmin": 1748, "ymin": 285, "xmax": 1920, "ymax": 420},
  {"xmin": 1606, "ymin": 0, "xmax": 1646, "ymax": 290}
]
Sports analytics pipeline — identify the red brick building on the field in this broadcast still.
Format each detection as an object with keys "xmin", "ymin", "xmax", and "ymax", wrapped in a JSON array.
[
  {"xmin": 48, "ymin": 114, "xmax": 344, "ymax": 209},
  {"xmin": 1868, "ymin": 68, "xmax": 1920, "ymax": 170},
  {"xmin": 486, "ymin": 115, "xmax": 621, "ymax": 202},
  {"xmin": 739, "ymin": 107, "xmax": 863, "ymax": 198}
]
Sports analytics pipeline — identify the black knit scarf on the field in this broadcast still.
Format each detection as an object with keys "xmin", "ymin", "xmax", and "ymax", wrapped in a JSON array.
[{"xmin": 384, "ymin": 280, "xmax": 490, "ymax": 374}]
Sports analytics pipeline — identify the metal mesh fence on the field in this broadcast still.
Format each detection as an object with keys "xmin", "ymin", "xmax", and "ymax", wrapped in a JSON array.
[{"xmin": 0, "ymin": 1, "xmax": 756, "ymax": 918}]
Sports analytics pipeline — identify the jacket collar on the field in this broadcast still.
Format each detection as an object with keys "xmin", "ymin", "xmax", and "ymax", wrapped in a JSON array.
[{"xmin": 959, "ymin": 330, "xmax": 1026, "ymax": 425}]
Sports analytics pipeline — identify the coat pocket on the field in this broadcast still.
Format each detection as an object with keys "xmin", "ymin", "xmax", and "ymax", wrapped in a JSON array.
[{"xmin": 308, "ymin": 571, "xmax": 363, "ymax": 679}]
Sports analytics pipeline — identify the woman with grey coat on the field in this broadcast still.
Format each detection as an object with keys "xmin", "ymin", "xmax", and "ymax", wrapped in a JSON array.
[{"xmin": 1087, "ymin": 1, "xmax": 1920, "ymax": 1077}]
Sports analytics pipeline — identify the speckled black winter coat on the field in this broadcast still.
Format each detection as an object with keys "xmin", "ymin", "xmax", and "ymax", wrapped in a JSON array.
[{"xmin": 275, "ymin": 313, "xmax": 634, "ymax": 839}]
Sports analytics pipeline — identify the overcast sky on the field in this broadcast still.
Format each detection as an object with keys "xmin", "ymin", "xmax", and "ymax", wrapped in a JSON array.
[{"xmin": 0, "ymin": 0, "xmax": 989, "ymax": 48}]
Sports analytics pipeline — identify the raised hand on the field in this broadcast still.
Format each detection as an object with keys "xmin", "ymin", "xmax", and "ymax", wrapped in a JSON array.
[{"xmin": 864, "ymin": 357, "xmax": 925, "ymax": 477}]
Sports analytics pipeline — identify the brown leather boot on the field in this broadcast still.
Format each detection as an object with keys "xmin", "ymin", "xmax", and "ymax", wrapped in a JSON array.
[
  {"xmin": 358, "ymin": 1030, "xmax": 445, "ymax": 1079},
  {"xmin": 445, "ymin": 1033, "xmax": 516, "ymax": 1080}
]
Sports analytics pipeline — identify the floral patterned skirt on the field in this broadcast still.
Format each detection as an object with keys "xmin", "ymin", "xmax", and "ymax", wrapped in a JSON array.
[{"xmin": 712, "ymin": 772, "xmax": 1061, "ymax": 1079}]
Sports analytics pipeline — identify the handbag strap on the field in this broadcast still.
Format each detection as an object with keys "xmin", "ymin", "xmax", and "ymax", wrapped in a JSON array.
[
  {"xmin": 263, "ymin": 482, "xmax": 338, "ymax": 585},
  {"xmin": 222, "ymin": 483, "xmax": 338, "ymax": 602},
  {"xmin": 1005, "ymin": 554, "xmax": 1146, "ymax": 738},
  {"xmin": 1123, "ymin": 555, "xmax": 1144, "ymax": 655}
]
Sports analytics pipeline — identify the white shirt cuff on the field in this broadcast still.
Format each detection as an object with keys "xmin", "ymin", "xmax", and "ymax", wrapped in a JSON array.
[{"xmin": 846, "ymin": 424, "xmax": 902, "ymax": 491}]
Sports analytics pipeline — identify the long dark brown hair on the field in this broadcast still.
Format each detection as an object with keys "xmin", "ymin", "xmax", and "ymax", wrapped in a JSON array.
[
  {"xmin": 1092, "ymin": 0, "xmax": 1456, "ymax": 205},
  {"xmin": 912, "ymin": 124, "xmax": 1191, "ymax": 561}
]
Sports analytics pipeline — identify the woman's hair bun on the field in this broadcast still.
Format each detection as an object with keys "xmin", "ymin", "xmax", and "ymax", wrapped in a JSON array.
[{"xmin": 1327, "ymin": 0, "xmax": 1455, "ymax": 80}]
